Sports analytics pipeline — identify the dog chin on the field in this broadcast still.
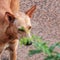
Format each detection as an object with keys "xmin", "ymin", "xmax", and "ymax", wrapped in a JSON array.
[{"xmin": 27, "ymin": 32, "xmax": 31, "ymax": 38}]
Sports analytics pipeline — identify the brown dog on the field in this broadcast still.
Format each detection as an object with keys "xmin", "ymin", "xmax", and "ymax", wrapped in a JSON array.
[{"xmin": 0, "ymin": 0, "xmax": 36, "ymax": 60}]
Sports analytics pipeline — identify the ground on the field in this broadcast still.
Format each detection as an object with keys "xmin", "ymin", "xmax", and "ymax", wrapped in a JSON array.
[{"xmin": 1, "ymin": 0, "xmax": 60, "ymax": 60}]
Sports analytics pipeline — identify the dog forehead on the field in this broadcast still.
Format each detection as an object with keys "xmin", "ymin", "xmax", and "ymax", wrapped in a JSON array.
[
  {"xmin": 14, "ymin": 12, "xmax": 31, "ymax": 27},
  {"xmin": 25, "ymin": 15, "xmax": 30, "ymax": 21},
  {"xmin": 19, "ymin": 12, "xmax": 30, "ymax": 20}
]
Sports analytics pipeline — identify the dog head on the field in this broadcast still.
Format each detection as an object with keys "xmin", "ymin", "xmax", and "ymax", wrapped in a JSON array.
[
  {"xmin": 0, "ymin": 12, "xmax": 18, "ymax": 42},
  {"xmin": 15, "ymin": 5, "xmax": 36, "ymax": 38},
  {"xmin": 14, "ymin": 5, "xmax": 36, "ymax": 45}
]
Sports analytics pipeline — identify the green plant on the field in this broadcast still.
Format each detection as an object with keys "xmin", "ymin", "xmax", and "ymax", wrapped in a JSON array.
[
  {"xmin": 20, "ymin": 37, "xmax": 32, "ymax": 45},
  {"xmin": 18, "ymin": 26, "xmax": 25, "ymax": 31},
  {"xmin": 19, "ymin": 35, "xmax": 60, "ymax": 60}
]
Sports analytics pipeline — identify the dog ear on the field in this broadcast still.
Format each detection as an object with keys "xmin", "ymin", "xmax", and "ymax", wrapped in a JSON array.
[
  {"xmin": 5, "ymin": 12, "xmax": 15, "ymax": 23},
  {"xmin": 26, "ymin": 5, "xmax": 36, "ymax": 17}
]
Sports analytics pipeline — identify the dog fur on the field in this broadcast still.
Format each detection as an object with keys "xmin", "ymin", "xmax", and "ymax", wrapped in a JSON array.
[
  {"xmin": 0, "ymin": 0, "xmax": 36, "ymax": 60},
  {"xmin": 0, "ymin": 0, "xmax": 19, "ymax": 60}
]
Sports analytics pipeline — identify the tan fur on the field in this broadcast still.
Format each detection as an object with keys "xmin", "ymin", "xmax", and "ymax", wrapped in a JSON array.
[
  {"xmin": 0, "ymin": 0, "xmax": 19, "ymax": 60},
  {"xmin": 0, "ymin": 0, "xmax": 36, "ymax": 60}
]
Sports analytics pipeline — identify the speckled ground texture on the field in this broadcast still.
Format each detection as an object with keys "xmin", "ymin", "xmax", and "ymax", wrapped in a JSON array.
[{"xmin": 1, "ymin": 0, "xmax": 60, "ymax": 60}]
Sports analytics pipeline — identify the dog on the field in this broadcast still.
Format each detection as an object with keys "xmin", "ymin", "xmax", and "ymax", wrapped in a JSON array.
[{"xmin": 0, "ymin": 0, "xmax": 36, "ymax": 60}]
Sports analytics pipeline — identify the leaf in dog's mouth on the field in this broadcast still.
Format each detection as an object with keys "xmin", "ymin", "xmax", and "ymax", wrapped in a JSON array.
[
  {"xmin": 19, "ymin": 27, "xmax": 32, "ymax": 45},
  {"xmin": 20, "ymin": 37, "xmax": 32, "ymax": 46},
  {"xmin": 18, "ymin": 27, "xmax": 25, "ymax": 32}
]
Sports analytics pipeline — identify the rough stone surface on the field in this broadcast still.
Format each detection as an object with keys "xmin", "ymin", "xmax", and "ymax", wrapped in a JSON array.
[{"xmin": 2, "ymin": 0, "xmax": 60, "ymax": 60}]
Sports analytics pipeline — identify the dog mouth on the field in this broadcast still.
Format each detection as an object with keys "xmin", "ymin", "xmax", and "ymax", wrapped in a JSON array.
[
  {"xmin": 26, "ymin": 32, "xmax": 32, "ymax": 46},
  {"xmin": 18, "ymin": 27, "xmax": 32, "ymax": 46}
]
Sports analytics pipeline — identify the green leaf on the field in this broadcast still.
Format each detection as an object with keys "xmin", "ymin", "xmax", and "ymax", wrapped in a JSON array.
[
  {"xmin": 41, "ymin": 43, "xmax": 51, "ymax": 56},
  {"xmin": 33, "ymin": 41, "xmax": 51, "ymax": 56},
  {"xmin": 56, "ymin": 42, "xmax": 60, "ymax": 48},
  {"xmin": 49, "ymin": 42, "xmax": 60, "ymax": 52},
  {"xmin": 20, "ymin": 37, "xmax": 32, "ymax": 45},
  {"xmin": 18, "ymin": 26, "xmax": 25, "ymax": 31},
  {"xmin": 49, "ymin": 44, "xmax": 57, "ymax": 52},
  {"xmin": 56, "ymin": 53, "xmax": 60, "ymax": 59},
  {"xmin": 29, "ymin": 49, "xmax": 42, "ymax": 56},
  {"xmin": 44, "ymin": 55, "xmax": 56, "ymax": 60}
]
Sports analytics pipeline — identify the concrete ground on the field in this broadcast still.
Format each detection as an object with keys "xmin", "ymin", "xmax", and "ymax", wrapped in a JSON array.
[{"xmin": 1, "ymin": 0, "xmax": 60, "ymax": 60}]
